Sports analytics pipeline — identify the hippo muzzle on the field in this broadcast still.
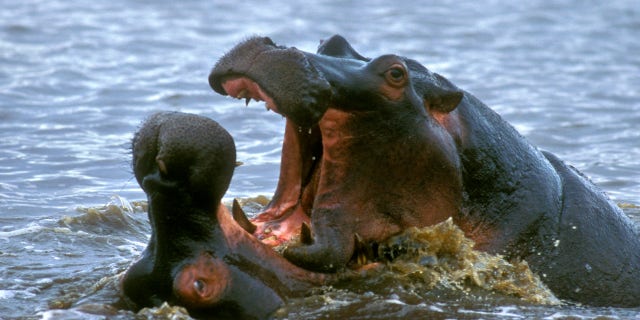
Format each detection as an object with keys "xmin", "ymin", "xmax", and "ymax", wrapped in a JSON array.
[{"xmin": 210, "ymin": 37, "xmax": 333, "ymax": 128}]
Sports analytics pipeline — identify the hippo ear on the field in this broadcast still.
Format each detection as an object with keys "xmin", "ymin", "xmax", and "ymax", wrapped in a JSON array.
[
  {"xmin": 406, "ymin": 60, "xmax": 463, "ymax": 114},
  {"xmin": 424, "ymin": 87, "xmax": 463, "ymax": 114},
  {"xmin": 317, "ymin": 34, "xmax": 369, "ymax": 61},
  {"xmin": 421, "ymin": 72, "xmax": 464, "ymax": 114}
]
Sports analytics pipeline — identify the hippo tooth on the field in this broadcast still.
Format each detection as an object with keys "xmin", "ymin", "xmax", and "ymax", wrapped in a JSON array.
[
  {"xmin": 236, "ymin": 89, "xmax": 248, "ymax": 99},
  {"xmin": 300, "ymin": 222, "xmax": 313, "ymax": 245},
  {"xmin": 232, "ymin": 199, "xmax": 257, "ymax": 234},
  {"xmin": 357, "ymin": 252, "xmax": 367, "ymax": 266},
  {"xmin": 353, "ymin": 233, "xmax": 374, "ymax": 265},
  {"xmin": 156, "ymin": 157, "xmax": 167, "ymax": 175}
]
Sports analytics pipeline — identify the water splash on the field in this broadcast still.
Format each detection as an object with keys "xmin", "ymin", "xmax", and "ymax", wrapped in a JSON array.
[{"xmin": 374, "ymin": 218, "xmax": 559, "ymax": 305}]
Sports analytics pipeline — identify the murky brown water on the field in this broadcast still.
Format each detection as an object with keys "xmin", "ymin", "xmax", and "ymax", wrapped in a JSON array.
[{"xmin": 1, "ymin": 0, "xmax": 639, "ymax": 318}]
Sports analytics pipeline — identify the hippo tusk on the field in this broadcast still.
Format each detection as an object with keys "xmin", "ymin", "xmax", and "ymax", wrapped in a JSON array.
[
  {"xmin": 232, "ymin": 199, "xmax": 257, "ymax": 234},
  {"xmin": 353, "ymin": 233, "xmax": 373, "ymax": 266},
  {"xmin": 300, "ymin": 222, "xmax": 313, "ymax": 245}
]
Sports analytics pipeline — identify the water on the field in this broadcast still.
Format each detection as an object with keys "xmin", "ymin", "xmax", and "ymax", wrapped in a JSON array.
[{"xmin": 1, "ymin": 0, "xmax": 639, "ymax": 318}]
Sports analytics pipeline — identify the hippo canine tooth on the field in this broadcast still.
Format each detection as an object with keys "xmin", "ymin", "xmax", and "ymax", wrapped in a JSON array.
[
  {"xmin": 232, "ymin": 199, "xmax": 257, "ymax": 234},
  {"xmin": 156, "ymin": 157, "xmax": 167, "ymax": 175},
  {"xmin": 236, "ymin": 89, "xmax": 248, "ymax": 99}
]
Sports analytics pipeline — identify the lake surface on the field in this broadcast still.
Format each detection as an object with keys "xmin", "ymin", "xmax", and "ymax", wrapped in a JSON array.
[{"xmin": 1, "ymin": 0, "xmax": 639, "ymax": 318}]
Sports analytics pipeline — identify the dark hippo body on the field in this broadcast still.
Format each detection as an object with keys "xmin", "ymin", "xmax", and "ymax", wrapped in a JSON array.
[
  {"xmin": 209, "ymin": 35, "xmax": 640, "ymax": 306},
  {"xmin": 121, "ymin": 112, "xmax": 332, "ymax": 319},
  {"xmin": 448, "ymin": 87, "xmax": 640, "ymax": 306}
]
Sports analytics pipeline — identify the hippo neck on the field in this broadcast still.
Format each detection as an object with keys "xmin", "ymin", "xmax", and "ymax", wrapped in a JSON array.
[{"xmin": 450, "ymin": 93, "xmax": 562, "ymax": 256}]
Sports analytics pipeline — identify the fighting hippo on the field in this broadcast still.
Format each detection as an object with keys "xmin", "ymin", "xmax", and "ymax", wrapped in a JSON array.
[
  {"xmin": 120, "ymin": 112, "xmax": 334, "ymax": 319},
  {"xmin": 209, "ymin": 35, "xmax": 640, "ymax": 306}
]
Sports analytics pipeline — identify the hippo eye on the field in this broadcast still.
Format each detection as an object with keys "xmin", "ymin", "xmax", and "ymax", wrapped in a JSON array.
[
  {"xmin": 194, "ymin": 279, "xmax": 206, "ymax": 294},
  {"xmin": 384, "ymin": 65, "xmax": 406, "ymax": 87}
]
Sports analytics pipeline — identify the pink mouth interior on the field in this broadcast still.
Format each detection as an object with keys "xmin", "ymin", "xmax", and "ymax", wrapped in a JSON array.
[{"xmin": 221, "ymin": 77, "xmax": 280, "ymax": 113}]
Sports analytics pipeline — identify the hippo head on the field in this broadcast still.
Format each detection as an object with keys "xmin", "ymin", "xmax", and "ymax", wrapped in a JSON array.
[
  {"xmin": 209, "ymin": 35, "xmax": 463, "ymax": 129},
  {"xmin": 121, "ymin": 112, "xmax": 327, "ymax": 318},
  {"xmin": 209, "ymin": 35, "xmax": 465, "ymax": 271}
]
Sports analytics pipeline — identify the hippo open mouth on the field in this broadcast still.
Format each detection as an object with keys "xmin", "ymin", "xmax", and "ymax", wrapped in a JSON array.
[
  {"xmin": 209, "ymin": 35, "xmax": 371, "ymax": 246},
  {"xmin": 209, "ymin": 35, "xmax": 465, "ymax": 271}
]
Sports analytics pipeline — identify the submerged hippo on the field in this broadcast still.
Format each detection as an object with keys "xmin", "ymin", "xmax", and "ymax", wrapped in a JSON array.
[
  {"xmin": 209, "ymin": 35, "xmax": 640, "ymax": 306},
  {"xmin": 120, "ymin": 112, "xmax": 333, "ymax": 319}
]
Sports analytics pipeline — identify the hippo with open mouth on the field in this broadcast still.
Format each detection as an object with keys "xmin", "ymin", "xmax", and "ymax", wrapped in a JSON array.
[{"xmin": 209, "ymin": 35, "xmax": 640, "ymax": 307}]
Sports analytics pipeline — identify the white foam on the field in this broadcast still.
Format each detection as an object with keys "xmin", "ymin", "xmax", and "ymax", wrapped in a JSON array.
[
  {"xmin": 0, "ymin": 290, "xmax": 16, "ymax": 299},
  {"xmin": 0, "ymin": 225, "xmax": 45, "ymax": 239}
]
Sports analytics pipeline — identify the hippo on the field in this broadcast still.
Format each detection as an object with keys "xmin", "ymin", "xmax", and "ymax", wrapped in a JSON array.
[
  {"xmin": 209, "ymin": 35, "xmax": 640, "ymax": 307},
  {"xmin": 120, "ymin": 112, "xmax": 334, "ymax": 319}
]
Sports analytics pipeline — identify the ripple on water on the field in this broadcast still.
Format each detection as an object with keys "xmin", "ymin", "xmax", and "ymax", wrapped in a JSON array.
[{"xmin": 1, "ymin": 0, "xmax": 639, "ymax": 318}]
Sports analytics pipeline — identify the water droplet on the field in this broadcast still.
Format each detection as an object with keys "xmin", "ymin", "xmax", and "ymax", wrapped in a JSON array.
[
  {"xmin": 585, "ymin": 263, "xmax": 592, "ymax": 273},
  {"xmin": 553, "ymin": 239, "xmax": 560, "ymax": 247}
]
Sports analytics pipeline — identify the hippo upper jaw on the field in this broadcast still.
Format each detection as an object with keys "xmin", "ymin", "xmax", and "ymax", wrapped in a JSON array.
[{"xmin": 209, "ymin": 36, "xmax": 333, "ymax": 128}]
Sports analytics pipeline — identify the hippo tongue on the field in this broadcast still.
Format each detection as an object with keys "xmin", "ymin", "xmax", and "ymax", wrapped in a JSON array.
[{"xmin": 209, "ymin": 36, "xmax": 332, "ymax": 128}]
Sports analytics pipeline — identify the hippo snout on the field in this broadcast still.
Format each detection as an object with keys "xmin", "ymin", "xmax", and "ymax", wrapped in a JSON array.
[{"xmin": 210, "ymin": 36, "xmax": 332, "ymax": 128}]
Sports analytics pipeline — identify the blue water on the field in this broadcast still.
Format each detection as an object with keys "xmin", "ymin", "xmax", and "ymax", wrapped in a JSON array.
[{"xmin": 1, "ymin": 0, "xmax": 639, "ymax": 318}]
